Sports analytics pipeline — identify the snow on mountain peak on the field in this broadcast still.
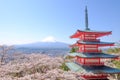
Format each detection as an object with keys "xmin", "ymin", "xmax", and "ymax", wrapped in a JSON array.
[{"xmin": 41, "ymin": 36, "xmax": 57, "ymax": 42}]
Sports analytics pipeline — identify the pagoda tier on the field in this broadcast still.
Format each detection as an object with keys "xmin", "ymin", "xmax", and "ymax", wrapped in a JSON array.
[
  {"xmin": 67, "ymin": 52, "xmax": 118, "ymax": 66},
  {"xmin": 71, "ymin": 41, "xmax": 114, "ymax": 53},
  {"xmin": 66, "ymin": 62, "xmax": 120, "ymax": 79},
  {"xmin": 66, "ymin": 62, "xmax": 120, "ymax": 74},
  {"xmin": 76, "ymin": 57, "xmax": 107, "ymax": 66},
  {"xmin": 70, "ymin": 30, "xmax": 112, "ymax": 41},
  {"xmin": 68, "ymin": 52, "xmax": 118, "ymax": 58}
]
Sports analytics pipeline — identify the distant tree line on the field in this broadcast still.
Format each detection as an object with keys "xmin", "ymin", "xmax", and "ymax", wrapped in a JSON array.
[{"xmin": 107, "ymin": 48, "xmax": 120, "ymax": 53}]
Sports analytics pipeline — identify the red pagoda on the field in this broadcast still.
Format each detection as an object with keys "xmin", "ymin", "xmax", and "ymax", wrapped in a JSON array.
[{"xmin": 66, "ymin": 6, "xmax": 120, "ymax": 80}]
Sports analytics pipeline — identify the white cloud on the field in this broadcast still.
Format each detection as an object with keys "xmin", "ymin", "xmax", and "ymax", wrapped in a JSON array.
[{"xmin": 41, "ymin": 36, "xmax": 56, "ymax": 42}]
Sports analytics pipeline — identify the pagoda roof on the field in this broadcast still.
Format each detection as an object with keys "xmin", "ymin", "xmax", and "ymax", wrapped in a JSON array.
[
  {"xmin": 78, "ymin": 41, "xmax": 114, "ymax": 44},
  {"xmin": 79, "ymin": 30, "xmax": 111, "ymax": 33},
  {"xmin": 68, "ymin": 52, "xmax": 118, "ymax": 58},
  {"xmin": 66, "ymin": 62, "xmax": 120, "ymax": 74},
  {"xmin": 70, "ymin": 30, "xmax": 112, "ymax": 38},
  {"xmin": 71, "ymin": 41, "xmax": 114, "ymax": 47}
]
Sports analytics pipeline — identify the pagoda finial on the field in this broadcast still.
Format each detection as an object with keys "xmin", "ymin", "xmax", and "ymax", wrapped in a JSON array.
[{"xmin": 85, "ymin": 6, "xmax": 90, "ymax": 30}]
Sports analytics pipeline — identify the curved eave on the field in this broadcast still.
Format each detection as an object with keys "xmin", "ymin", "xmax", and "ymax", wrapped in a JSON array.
[
  {"xmin": 66, "ymin": 62, "xmax": 120, "ymax": 74},
  {"xmin": 70, "ymin": 30, "xmax": 112, "ymax": 38},
  {"xmin": 70, "ymin": 30, "xmax": 82, "ymax": 38},
  {"xmin": 79, "ymin": 41, "xmax": 114, "ymax": 45},
  {"xmin": 71, "ymin": 41, "xmax": 114, "ymax": 47},
  {"xmin": 67, "ymin": 52, "xmax": 118, "ymax": 58},
  {"xmin": 83, "ymin": 65, "xmax": 120, "ymax": 74}
]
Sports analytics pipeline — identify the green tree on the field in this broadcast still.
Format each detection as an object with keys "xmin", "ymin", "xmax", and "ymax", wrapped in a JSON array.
[
  {"xmin": 70, "ymin": 47, "xmax": 78, "ymax": 53},
  {"xmin": 60, "ymin": 63, "xmax": 69, "ymax": 71}
]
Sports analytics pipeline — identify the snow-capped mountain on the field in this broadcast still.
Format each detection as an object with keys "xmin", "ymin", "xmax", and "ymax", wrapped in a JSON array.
[{"xmin": 15, "ymin": 41, "xmax": 69, "ymax": 49}]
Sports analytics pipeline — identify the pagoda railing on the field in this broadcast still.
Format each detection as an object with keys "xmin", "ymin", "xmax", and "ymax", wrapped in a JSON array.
[
  {"xmin": 81, "ymin": 74, "xmax": 108, "ymax": 79},
  {"xmin": 81, "ymin": 62, "xmax": 104, "ymax": 66},
  {"xmin": 77, "ymin": 61, "xmax": 104, "ymax": 66},
  {"xmin": 82, "ymin": 39, "xmax": 100, "ymax": 42},
  {"xmin": 76, "ymin": 59, "xmax": 104, "ymax": 66},
  {"xmin": 78, "ymin": 49, "xmax": 102, "ymax": 53}
]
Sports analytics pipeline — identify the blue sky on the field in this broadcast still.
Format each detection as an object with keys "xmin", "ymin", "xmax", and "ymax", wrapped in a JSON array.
[{"xmin": 0, "ymin": 0, "xmax": 120, "ymax": 45}]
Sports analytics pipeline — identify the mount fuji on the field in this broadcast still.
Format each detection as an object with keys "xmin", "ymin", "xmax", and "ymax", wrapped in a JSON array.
[{"xmin": 15, "ymin": 41, "xmax": 69, "ymax": 49}]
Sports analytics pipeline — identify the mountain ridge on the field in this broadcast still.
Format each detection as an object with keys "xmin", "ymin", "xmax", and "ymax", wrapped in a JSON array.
[{"xmin": 15, "ymin": 41, "xmax": 69, "ymax": 49}]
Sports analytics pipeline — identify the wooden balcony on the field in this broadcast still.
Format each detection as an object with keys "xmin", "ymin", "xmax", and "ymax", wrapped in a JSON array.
[
  {"xmin": 77, "ymin": 61, "xmax": 104, "ymax": 66},
  {"xmin": 81, "ymin": 62, "xmax": 104, "ymax": 66},
  {"xmin": 81, "ymin": 74, "xmax": 108, "ymax": 79},
  {"xmin": 78, "ymin": 49, "xmax": 102, "ymax": 53},
  {"xmin": 84, "ymin": 39, "xmax": 100, "ymax": 42},
  {"xmin": 76, "ymin": 58, "xmax": 104, "ymax": 66}
]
